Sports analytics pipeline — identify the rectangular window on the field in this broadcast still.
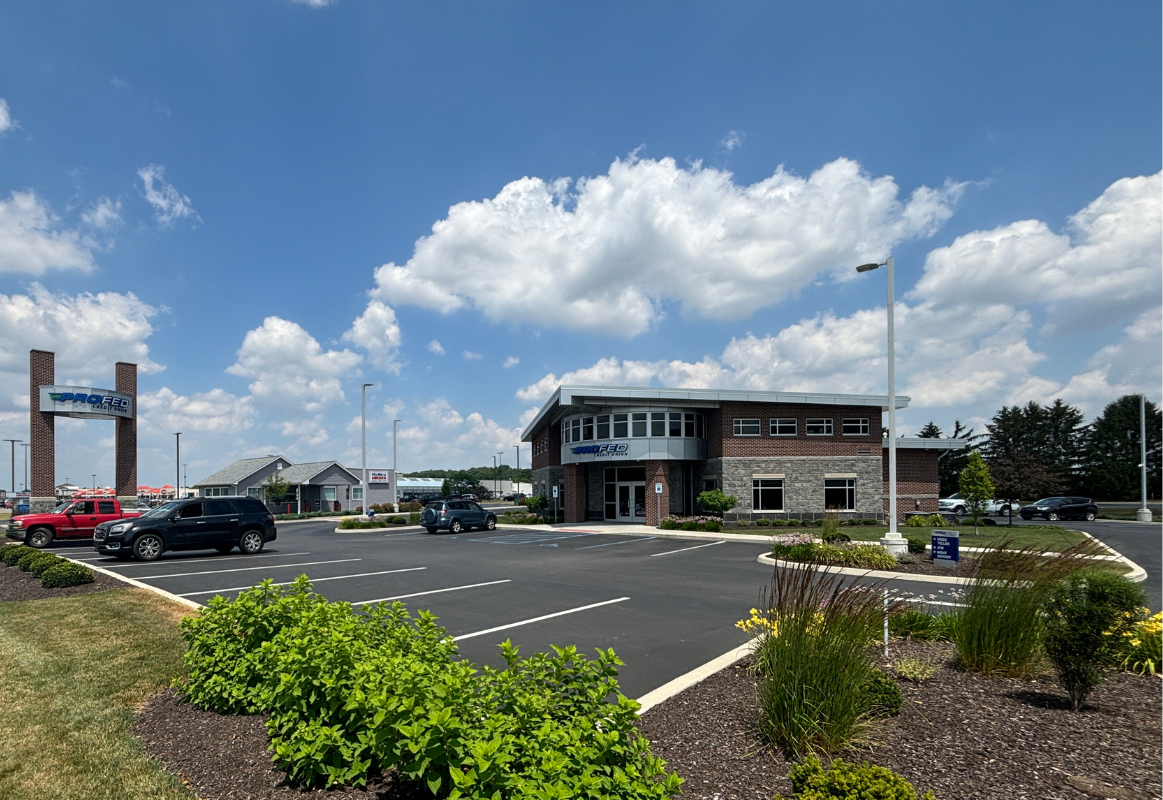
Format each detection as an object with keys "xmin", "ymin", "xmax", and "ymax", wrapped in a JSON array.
[
  {"xmin": 823, "ymin": 478, "xmax": 856, "ymax": 511},
  {"xmin": 613, "ymin": 413, "xmax": 628, "ymax": 438},
  {"xmin": 770, "ymin": 418, "xmax": 797, "ymax": 436},
  {"xmin": 582, "ymin": 417, "xmax": 594, "ymax": 441},
  {"xmin": 323, "ymin": 487, "xmax": 336, "ymax": 502},
  {"xmin": 806, "ymin": 418, "xmax": 833, "ymax": 436},
  {"xmin": 205, "ymin": 487, "xmax": 229, "ymax": 497},
  {"xmin": 631, "ymin": 412, "xmax": 647, "ymax": 437},
  {"xmin": 752, "ymin": 479, "xmax": 784, "ymax": 511},
  {"xmin": 98, "ymin": 500, "xmax": 116, "ymax": 514},
  {"xmin": 842, "ymin": 418, "xmax": 870, "ymax": 436},
  {"xmin": 651, "ymin": 412, "xmax": 666, "ymax": 437},
  {"xmin": 571, "ymin": 418, "xmax": 582, "ymax": 442},
  {"xmin": 703, "ymin": 479, "xmax": 718, "ymax": 492},
  {"xmin": 695, "ymin": 414, "xmax": 704, "ymax": 439},
  {"xmin": 669, "ymin": 412, "xmax": 683, "ymax": 437},
  {"xmin": 683, "ymin": 412, "xmax": 695, "ymax": 437},
  {"xmin": 733, "ymin": 418, "xmax": 761, "ymax": 436},
  {"xmin": 596, "ymin": 415, "xmax": 610, "ymax": 439},
  {"xmin": 352, "ymin": 487, "xmax": 364, "ymax": 501},
  {"xmin": 247, "ymin": 487, "xmax": 264, "ymax": 499},
  {"xmin": 561, "ymin": 425, "xmax": 569, "ymax": 444}
]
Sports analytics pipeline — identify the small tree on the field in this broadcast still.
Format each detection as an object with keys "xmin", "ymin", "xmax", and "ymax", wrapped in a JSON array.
[
  {"xmin": 525, "ymin": 494, "xmax": 548, "ymax": 514},
  {"xmin": 441, "ymin": 478, "xmax": 451, "ymax": 496},
  {"xmin": 958, "ymin": 451, "xmax": 994, "ymax": 535},
  {"xmin": 696, "ymin": 489, "xmax": 737, "ymax": 517},
  {"xmin": 264, "ymin": 473, "xmax": 291, "ymax": 506}
]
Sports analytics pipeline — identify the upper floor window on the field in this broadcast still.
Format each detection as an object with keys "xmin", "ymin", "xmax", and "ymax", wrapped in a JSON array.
[
  {"xmin": 842, "ymin": 418, "xmax": 870, "ymax": 436},
  {"xmin": 651, "ymin": 412, "xmax": 666, "ymax": 437},
  {"xmin": 613, "ymin": 413, "xmax": 629, "ymax": 438},
  {"xmin": 806, "ymin": 418, "xmax": 833, "ymax": 436},
  {"xmin": 733, "ymin": 418, "xmax": 761, "ymax": 436},
  {"xmin": 582, "ymin": 417, "xmax": 595, "ymax": 440},
  {"xmin": 770, "ymin": 418, "xmax": 796, "ymax": 436},
  {"xmin": 596, "ymin": 415, "xmax": 610, "ymax": 439},
  {"xmin": 632, "ymin": 412, "xmax": 648, "ymax": 437},
  {"xmin": 669, "ymin": 412, "xmax": 683, "ymax": 437}
]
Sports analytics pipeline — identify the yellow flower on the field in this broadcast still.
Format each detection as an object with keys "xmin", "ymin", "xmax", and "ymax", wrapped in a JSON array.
[{"xmin": 1130, "ymin": 639, "xmax": 1141, "ymax": 647}]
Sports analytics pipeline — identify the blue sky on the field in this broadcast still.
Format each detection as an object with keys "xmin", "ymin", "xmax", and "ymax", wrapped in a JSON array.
[{"xmin": 0, "ymin": 1, "xmax": 1159, "ymax": 490}]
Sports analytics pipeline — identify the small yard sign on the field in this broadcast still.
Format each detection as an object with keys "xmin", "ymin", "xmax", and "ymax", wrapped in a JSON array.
[{"xmin": 931, "ymin": 530, "xmax": 960, "ymax": 567}]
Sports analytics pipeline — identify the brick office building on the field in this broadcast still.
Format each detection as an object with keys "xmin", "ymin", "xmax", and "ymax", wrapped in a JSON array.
[{"xmin": 523, "ymin": 385, "xmax": 965, "ymax": 525}]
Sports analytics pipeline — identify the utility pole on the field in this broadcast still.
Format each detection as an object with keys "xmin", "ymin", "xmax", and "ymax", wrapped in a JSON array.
[
  {"xmin": 3, "ymin": 439, "xmax": 19, "ymax": 496},
  {"xmin": 392, "ymin": 419, "xmax": 401, "ymax": 509},
  {"xmin": 21, "ymin": 443, "xmax": 29, "ymax": 493},
  {"xmin": 1137, "ymin": 395, "xmax": 1152, "ymax": 522},
  {"xmin": 174, "ymin": 432, "xmax": 181, "ymax": 500},
  {"xmin": 514, "ymin": 444, "xmax": 520, "ymax": 496},
  {"xmin": 183, "ymin": 463, "xmax": 188, "ymax": 499},
  {"xmin": 361, "ymin": 383, "xmax": 373, "ymax": 514}
]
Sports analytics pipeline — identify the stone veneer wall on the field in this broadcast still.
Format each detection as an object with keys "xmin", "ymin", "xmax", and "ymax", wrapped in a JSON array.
[
  {"xmin": 530, "ymin": 465, "xmax": 564, "ymax": 504},
  {"xmin": 708, "ymin": 455, "xmax": 884, "ymax": 521}
]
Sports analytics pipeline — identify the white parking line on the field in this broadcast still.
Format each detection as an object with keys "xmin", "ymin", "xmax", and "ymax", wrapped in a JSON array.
[
  {"xmin": 135, "ymin": 558, "xmax": 360, "ymax": 580},
  {"xmin": 576, "ymin": 537, "xmax": 657, "ymax": 550},
  {"xmin": 352, "ymin": 579, "xmax": 512, "ymax": 605},
  {"xmin": 178, "ymin": 567, "xmax": 427, "ymax": 597},
  {"xmin": 453, "ymin": 597, "xmax": 630, "ymax": 641},
  {"xmin": 650, "ymin": 540, "xmax": 724, "ymax": 557},
  {"xmin": 83, "ymin": 551, "xmax": 312, "ymax": 568}
]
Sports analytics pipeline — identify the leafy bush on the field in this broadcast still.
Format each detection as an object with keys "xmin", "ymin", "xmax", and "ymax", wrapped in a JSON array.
[
  {"xmin": 905, "ymin": 537, "xmax": 927, "ymax": 554},
  {"xmin": 906, "ymin": 514, "xmax": 948, "ymax": 528},
  {"xmin": 891, "ymin": 656, "xmax": 939, "ymax": 683},
  {"xmin": 29, "ymin": 553, "xmax": 63, "ymax": 577},
  {"xmin": 680, "ymin": 521, "xmax": 699, "ymax": 531},
  {"xmin": 788, "ymin": 756, "xmax": 935, "ymax": 800},
  {"xmin": 864, "ymin": 670, "xmax": 902, "ymax": 717},
  {"xmin": 822, "ymin": 532, "xmax": 851, "ymax": 544},
  {"xmin": 39, "ymin": 562, "xmax": 94, "ymax": 588},
  {"xmin": 524, "ymin": 494, "xmax": 549, "ymax": 513},
  {"xmin": 861, "ymin": 518, "xmax": 878, "ymax": 526},
  {"xmin": 751, "ymin": 561, "xmax": 900, "ymax": 754},
  {"xmin": 388, "ymin": 516, "xmax": 406, "ymax": 525},
  {"xmin": 770, "ymin": 541, "xmax": 897, "ymax": 570},
  {"xmin": 895, "ymin": 553, "xmax": 915, "ymax": 565},
  {"xmin": 408, "ymin": 512, "xmax": 421, "ymax": 525},
  {"xmin": 696, "ymin": 488, "xmax": 736, "ymax": 515},
  {"xmin": 400, "ymin": 501, "xmax": 424, "ymax": 512},
  {"xmin": 1043, "ymin": 570, "xmax": 1145, "ymax": 710},
  {"xmin": 703, "ymin": 520, "xmax": 722, "ymax": 532},
  {"xmin": 337, "ymin": 518, "xmax": 389, "ymax": 530},
  {"xmin": 18, "ymin": 551, "xmax": 55, "ymax": 572},
  {"xmin": 1118, "ymin": 610, "xmax": 1162, "ymax": 675},
  {"xmin": 770, "ymin": 519, "xmax": 787, "ymax": 527},
  {"xmin": 786, "ymin": 519, "xmax": 803, "ymax": 527},
  {"xmin": 1, "ymin": 544, "xmax": 34, "ymax": 566},
  {"xmin": 756, "ymin": 518, "xmax": 772, "ymax": 527},
  {"xmin": 979, "ymin": 517, "xmax": 997, "ymax": 526},
  {"xmin": 659, "ymin": 518, "xmax": 677, "ymax": 530},
  {"xmin": 888, "ymin": 609, "xmax": 939, "ymax": 641},
  {"xmin": 177, "ymin": 577, "xmax": 682, "ymax": 797}
]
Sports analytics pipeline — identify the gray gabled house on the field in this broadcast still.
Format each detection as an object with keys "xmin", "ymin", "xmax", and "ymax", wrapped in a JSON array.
[{"xmin": 194, "ymin": 456, "xmax": 362, "ymax": 513}]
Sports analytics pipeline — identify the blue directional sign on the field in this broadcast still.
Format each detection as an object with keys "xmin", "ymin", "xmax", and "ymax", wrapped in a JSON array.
[{"xmin": 931, "ymin": 530, "xmax": 960, "ymax": 566}]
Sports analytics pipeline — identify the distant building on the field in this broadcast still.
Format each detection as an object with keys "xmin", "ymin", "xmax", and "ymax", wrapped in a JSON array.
[{"xmin": 194, "ymin": 455, "xmax": 363, "ymax": 513}]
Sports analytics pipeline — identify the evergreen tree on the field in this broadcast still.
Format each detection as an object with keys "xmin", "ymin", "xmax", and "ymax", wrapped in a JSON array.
[
  {"xmin": 991, "ymin": 448, "xmax": 1063, "ymax": 505},
  {"xmin": 1081, "ymin": 396, "xmax": 1162, "ymax": 501},
  {"xmin": 984, "ymin": 399, "xmax": 1085, "ymax": 492},
  {"xmin": 938, "ymin": 420, "xmax": 982, "ymax": 497},
  {"xmin": 917, "ymin": 421, "xmax": 943, "ymax": 438}
]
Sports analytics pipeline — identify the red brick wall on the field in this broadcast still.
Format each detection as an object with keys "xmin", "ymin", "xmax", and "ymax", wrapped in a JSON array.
[
  {"xmin": 29, "ymin": 349, "xmax": 54, "ymax": 499},
  {"xmin": 645, "ymin": 460, "xmax": 669, "ymax": 526},
  {"xmin": 530, "ymin": 423, "xmax": 561, "ymax": 470},
  {"xmin": 882, "ymin": 448, "xmax": 941, "ymax": 517},
  {"xmin": 563, "ymin": 463, "xmax": 586, "ymax": 523},
  {"xmin": 714, "ymin": 402, "xmax": 881, "ymax": 458},
  {"xmin": 115, "ymin": 362, "xmax": 137, "ymax": 499}
]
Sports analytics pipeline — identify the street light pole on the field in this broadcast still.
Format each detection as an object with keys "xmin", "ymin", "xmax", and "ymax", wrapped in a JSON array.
[
  {"xmin": 392, "ymin": 419, "xmax": 401, "ymax": 509},
  {"xmin": 3, "ymin": 439, "xmax": 18, "ymax": 496},
  {"xmin": 183, "ymin": 463, "xmax": 188, "ymax": 499},
  {"xmin": 361, "ymin": 383, "xmax": 373, "ymax": 514},
  {"xmin": 1137, "ymin": 395, "xmax": 1152, "ymax": 522},
  {"xmin": 856, "ymin": 256, "xmax": 905, "ymax": 555},
  {"xmin": 21, "ymin": 443, "xmax": 29, "ymax": 493},
  {"xmin": 514, "ymin": 445, "xmax": 520, "ymax": 496},
  {"xmin": 174, "ymin": 432, "xmax": 181, "ymax": 500}
]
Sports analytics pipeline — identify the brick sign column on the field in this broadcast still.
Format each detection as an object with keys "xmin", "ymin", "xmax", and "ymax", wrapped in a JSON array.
[
  {"xmin": 645, "ymin": 460, "xmax": 669, "ymax": 527},
  {"xmin": 115, "ymin": 361, "xmax": 137, "ymax": 507},
  {"xmin": 563, "ymin": 463, "xmax": 586, "ymax": 523},
  {"xmin": 29, "ymin": 349, "xmax": 55, "ymax": 512}
]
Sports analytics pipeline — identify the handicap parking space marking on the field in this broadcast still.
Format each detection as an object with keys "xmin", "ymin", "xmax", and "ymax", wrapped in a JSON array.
[
  {"xmin": 650, "ymin": 541, "xmax": 725, "ymax": 557},
  {"xmin": 177, "ymin": 566, "xmax": 426, "ymax": 597},
  {"xmin": 83, "ymin": 551, "xmax": 313, "ymax": 568},
  {"xmin": 350, "ymin": 579, "xmax": 512, "ymax": 606},
  {"xmin": 575, "ymin": 536, "xmax": 657, "ymax": 550},
  {"xmin": 453, "ymin": 596, "xmax": 630, "ymax": 641},
  {"xmin": 134, "ymin": 557, "xmax": 360, "ymax": 580}
]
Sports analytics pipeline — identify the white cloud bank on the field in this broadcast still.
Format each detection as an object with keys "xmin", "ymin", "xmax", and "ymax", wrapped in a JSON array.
[
  {"xmin": 363, "ymin": 155, "xmax": 965, "ymax": 337},
  {"xmin": 342, "ymin": 300, "xmax": 402, "ymax": 372},
  {"xmin": 0, "ymin": 99, "xmax": 14, "ymax": 135},
  {"xmin": 0, "ymin": 191, "xmax": 99, "ymax": 274}
]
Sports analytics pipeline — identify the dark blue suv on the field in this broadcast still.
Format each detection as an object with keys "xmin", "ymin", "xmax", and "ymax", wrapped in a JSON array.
[
  {"xmin": 93, "ymin": 496, "xmax": 277, "ymax": 561},
  {"xmin": 421, "ymin": 499, "xmax": 497, "ymax": 534}
]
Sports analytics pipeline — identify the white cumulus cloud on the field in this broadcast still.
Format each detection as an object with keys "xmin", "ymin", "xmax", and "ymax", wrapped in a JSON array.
[
  {"xmin": 503, "ymin": 356, "xmax": 520, "ymax": 368},
  {"xmin": 428, "ymin": 340, "xmax": 445, "ymax": 355},
  {"xmin": 0, "ymin": 99, "xmax": 13, "ymax": 135},
  {"xmin": 138, "ymin": 387, "xmax": 255, "ymax": 435},
  {"xmin": 138, "ymin": 164, "xmax": 201, "ymax": 229},
  {"xmin": 342, "ymin": 300, "xmax": 402, "ymax": 372},
  {"xmin": 0, "ymin": 191, "xmax": 97, "ymax": 274},
  {"xmin": 366, "ymin": 155, "xmax": 965, "ymax": 337}
]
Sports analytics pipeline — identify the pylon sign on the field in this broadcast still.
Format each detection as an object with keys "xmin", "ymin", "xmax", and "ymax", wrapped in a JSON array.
[{"xmin": 38, "ymin": 386, "xmax": 134, "ymax": 420}]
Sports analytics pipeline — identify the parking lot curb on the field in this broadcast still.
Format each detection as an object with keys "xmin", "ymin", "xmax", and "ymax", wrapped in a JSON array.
[
  {"xmin": 636, "ymin": 640, "xmax": 753, "ymax": 715},
  {"xmin": 58, "ymin": 553, "xmax": 205, "ymax": 610},
  {"xmin": 1078, "ymin": 530, "xmax": 1147, "ymax": 583}
]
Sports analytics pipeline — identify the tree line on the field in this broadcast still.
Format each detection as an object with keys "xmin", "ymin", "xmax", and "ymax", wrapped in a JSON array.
[{"xmin": 918, "ymin": 394, "xmax": 1161, "ymax": 502}]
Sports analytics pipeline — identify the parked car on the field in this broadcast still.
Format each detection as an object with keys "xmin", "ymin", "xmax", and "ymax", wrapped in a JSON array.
[
  {"xmin": 92, "ymin": 496, "xmax": 277, "ymax": 561},
  {"xmin": 1018, "ymin": 497, "xmax": 1098, "ymax": 522},
  {"xmin": 420, "ymin": 499, "xmax": 497, "ymax": 534},
  {"xmin": 6, "ymin": 498, "xmax": 145, "ymax": 548},
  {"xmin": 938, "ymin": 493, "xmax": 1018, "ymax": 516}
]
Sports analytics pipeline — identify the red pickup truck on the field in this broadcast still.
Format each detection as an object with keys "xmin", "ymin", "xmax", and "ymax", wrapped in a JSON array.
[{"xmin": 6, "ymin": 498, "xmax": 145, "ymax": 548}]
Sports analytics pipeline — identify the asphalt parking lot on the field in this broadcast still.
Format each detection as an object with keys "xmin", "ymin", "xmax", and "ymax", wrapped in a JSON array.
[{"xmin": 52, "ymin": 517, "xmax": 1160, "ymax": 698}]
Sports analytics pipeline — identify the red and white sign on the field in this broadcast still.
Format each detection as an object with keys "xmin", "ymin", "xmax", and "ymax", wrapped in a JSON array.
[{"xmin": 369, "ymin": 470, "xmax": 391, "ymax": 483}]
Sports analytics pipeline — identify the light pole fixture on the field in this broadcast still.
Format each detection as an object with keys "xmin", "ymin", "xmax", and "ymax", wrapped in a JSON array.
[
  {"xmin": 497, "ymin": 451, "xmax": 505, "ymax": 499},
  {"xmin": 514, "ymin": 444, "xmax": 521, "ymax": 496},
  {"xmin": 3, "ymin": 439, "xmax": 19, "ymax": 495},
  {"xmin": 392, "ymin": 419, "xmax": 401, "ymax": 508},
  {"xmin": 1137, "ymin": 395, "xmax": 1153, "ymax": 522},
  {"xmin": 21, "ymin": 442, "xmax": 29, "ymax": 493},
  {"xmin": 183, "ymin": 463, "xmax": 188, "ymax": 499},
  {"xmin": 856, "ymin": 256, "xmax": 906, "ymax": 555},
  {"xmin": 361, "ymin": 383, "xmax": 373, "ymax": 514},
  {"xmin": 174, "ymin": 432, "xmax": 181, "ymax": 500}
]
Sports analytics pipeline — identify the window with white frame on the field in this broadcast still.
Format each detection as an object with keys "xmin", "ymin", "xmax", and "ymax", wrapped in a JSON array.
[
  {"xmin": 752, "ymin": 479, "xmax": 784, "ymax": 511},
  {"xmin": 669, "ymin": 412, "xmax": 682, "ymax": 437},
  {"xmin": 582, "ymin": 417, "xmax": 594, "ymax": 440},
  {"xmin": 632, "ymin": 412, "xmax": 647, "ymax": 437},
  {"xmin": 596, "ymin": 415, "xmax": 610, "ymax": 439},
  {"xmin": 247, "ymin": 487, "xmax": 264, "ymax": 500},
  {"xmin": 352, "ymin": 487, "xmax": 363, "ymax": 501},
  {"xmin": 733, "ymin": 418, "xmax": 761, "ymax": 436},
  {"xmin": 205, "ymin": 487, "xmax": 230, "ymax": 497},
  {"xmin": 823, "ymin": 478, "xmax": 855, "ymax": 510},
  {"xmin": 806, "ymin": 418, "xmax": 833, "ymax": 436},
  {"xmin": 842, "ymin": 418, "xmax": 870, "ymax": 436},
  {"xmin": 613, "ymin": 413, "xmax": 629, "ymax": 438},
  {"xmin": 651, "ymin": 412, "xmax": 666, "ymax": 437},
  {"xmin": 323, "ymin": 487, "xmax": 336, "ymax": 502},
  {"xmin": 770, "ymin": 418, "xmax": 796, "ymax": 436}
]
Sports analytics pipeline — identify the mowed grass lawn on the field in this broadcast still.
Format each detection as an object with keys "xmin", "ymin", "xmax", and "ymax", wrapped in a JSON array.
[{"xmin": 0, "ymin": 588, "xmax": 194, "ymax": 800}]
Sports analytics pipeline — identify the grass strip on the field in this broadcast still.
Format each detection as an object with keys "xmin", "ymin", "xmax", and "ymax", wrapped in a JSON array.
[{"xmin": 0, "ymin": 588, "xmax": 193, "ymax": 800}]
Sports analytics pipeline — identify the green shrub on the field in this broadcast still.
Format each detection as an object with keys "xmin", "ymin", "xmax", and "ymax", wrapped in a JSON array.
[
  {"xmin": 1043, "ymin": 570, "xmax": 1145, "ymax": 710},
  {"xmin": 702, "ymin": 520, "xmax": 723, "ymax": 532},
  {"xmin": 822, "ymin": 532, "xmax": 851, "ymax": 544},
  {"xmin": 177, "ymin": 577, "xmax": 682, "ymax": 797},
  {"xmin": 696, "ymin": 488, "xmax": 736, "ymax": 515},
  {"xmin": 680, "ymin": 520, "xmax": 699, "ymax": 531},
  {"xmin": 888, "ymin": 609, "xmax": 939, "ymax": 641},
  {"xmin": 979, "ymin": 517, "xmax": 997, "ymax": 526},
  {"xmin": 787, "ymin": 519, "xmax": 803, "ymax": 527},
  {"xmin": 820, "ymin": 510, "xmax": 841, "ymax": 541},
  {"xmin": 788, "ymin": 756, "xmax": 935, "ymax": 800},
  {"xmin": 659, "ymin": 518, "xmax": 678, "ymax": 530},
  {"xmin": 770, "ymin": 519, "xmax": 787, "ymax": 527},
  {"xmin": 905, "ymin": 537, "xmax": 927, "ymax": 554},
  {"xmin": 756, "ymin": 518, "xmax": 772, "ymax": 527},
  {"xmin": 1, "ymin": 544, "xmax": 34, "ymax": 566},
  {"xmin": 29, "ymin": 553, "xmax": 63, "ymax": 577},
  {"xmin": 931, "ymin": 613, "xmax": 959, "ymax": 643},
  {"xmin": 861, "ymin": 518, "xmax": 878, "ymax": 526},
  {"xmin": 389, "ymin": 516, "xmax": 406, "ymax": 525},
  {"xmin": 408, "ymin": 511, "xmax": 420, "ymax": 525},
  {"xmin": 39, "ymin": 561, "xmax": 94, "ymax": 588},
  {"xmin": 751, "ymin": 561, "xmax": 900, "ymax": 754},
  {"xmin": 17, "ymin": 551, "xmax": 54, "ymax": 572},
  {"xmin": 864, "ymin": 670, "xmax": 902, "ymax": 717},
  {"xmin": 337, "ymin": 518, "xmax": 389, "ymax": 530},
  {"xmin": 770, "ymin": 542, "xmax": 897, "ymax": 570},
  {"xmin": 400, "ymin": 501, "xmax": 423, "ymax": 513}
]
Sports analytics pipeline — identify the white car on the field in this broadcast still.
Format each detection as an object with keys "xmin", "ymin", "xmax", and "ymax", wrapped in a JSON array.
[{"xmin": 938, "ymin": 493, "xmax": 1018, "ymax": 516}]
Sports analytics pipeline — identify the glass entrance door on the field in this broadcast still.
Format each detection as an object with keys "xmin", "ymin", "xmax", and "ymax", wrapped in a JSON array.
[
  {"xmin": 616, "ymin": 483, "xmax": 647, "ymax": 521},
  {"xmin": 617, "ymin": 484, "xmax": 632, "ymax": 520}
]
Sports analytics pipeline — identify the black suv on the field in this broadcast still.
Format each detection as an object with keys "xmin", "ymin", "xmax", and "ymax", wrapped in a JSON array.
[
  {"xmin": 1018, "ymin": 496, "xmax": 1098, "ymax": 522},
  {"xmin": 420, "ymin": 499, "xmax": 497, "ymax": 534},
  {"xmin": 93, "ymin": 496, "xmax": 278, "ymax": 561}
]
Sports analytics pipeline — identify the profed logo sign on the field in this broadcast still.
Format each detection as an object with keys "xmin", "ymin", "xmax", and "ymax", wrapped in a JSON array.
[
  {"xmin": 570, "ymin": 443, "xmax": 629, "ymax": 458},
  {"xmin": 48, "ymin": 391, "xmax": 130, "ymax": 409},
  {"xmin": 39, "ymin": 385, "xmax": 134, "ymax": 420}
]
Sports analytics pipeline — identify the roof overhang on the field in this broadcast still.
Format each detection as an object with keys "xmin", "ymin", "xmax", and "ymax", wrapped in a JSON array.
[
  {"xmin": 894, "ymin": 437, "xmax": 970, "ymax": 450},
  {"xmin": 520, "ymin": 385, "xmax": 912, "ymax": 441}
]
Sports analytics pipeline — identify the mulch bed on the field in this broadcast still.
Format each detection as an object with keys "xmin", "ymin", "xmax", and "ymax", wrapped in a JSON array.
[
  {"xmin": 0, "ymin": 561, "xmax": 121, "ymax": 601},
  {"xmin": 637, "ymin": 641, "xmax": 1163, "ymax": 800}
]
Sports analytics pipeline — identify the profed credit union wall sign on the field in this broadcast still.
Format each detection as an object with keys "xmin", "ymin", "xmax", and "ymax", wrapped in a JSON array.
[
  {"xmin": 39, "ymin": 385, "xmax": 134, "ymax": 420},
  {"xmin": 570, "ymin": 443, "xmax": 630, "ymax": 458}
]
